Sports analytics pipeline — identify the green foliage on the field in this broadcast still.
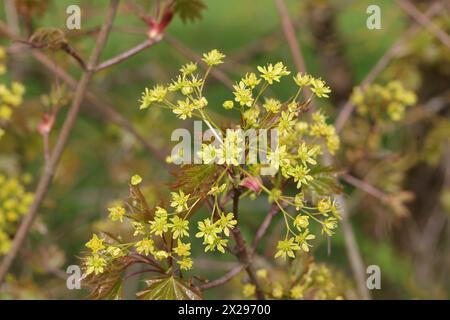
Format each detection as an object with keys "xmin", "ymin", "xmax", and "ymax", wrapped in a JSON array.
[{"xmin": 137, "ymin": 275, "xmax": 202, "ymax": 300}]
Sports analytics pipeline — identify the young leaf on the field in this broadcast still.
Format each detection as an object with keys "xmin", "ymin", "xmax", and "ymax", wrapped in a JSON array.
[
  {"xmin": 137, "ymin": 275, "xmax": 202, "ymax": 300},
  {"xmin": 173, "ymin": 0, "xmax": 207, "ymax": 23},
  {"xmin": 304, "ymin": 166, "xmax": 343, "ymax": 196}
]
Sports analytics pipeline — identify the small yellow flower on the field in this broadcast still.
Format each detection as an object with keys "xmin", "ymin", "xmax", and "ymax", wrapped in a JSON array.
[
  {"xmin": 243, "ymin": 284, "xmax": 256, "ymax": 297},
  {"xmin": 169, "ymin": 216, "xmax": 189, "ymax": 239},
  {"xmin": 202, "ymin": 49, "xmax": 225, "ymax": 66},
  {"xmin": 85, "ymin": 254, "xmax": 107, "ymax": 275},
  {"xmin": 177, "ymin": 257, "xmax": 193, "ymax": 270},
  {"xmin": 256, "ymin": 268, "xmax": 268, "ymax": 279},
  {"xmin": 295, "ymin": 229, "xmax": 315, "ymax": 252},
  {"xmin": 85, "ymin": 234, "xmax": 105, "ymax": 253},
  {"xmin": 222, "ymin": 100, "xmax": 234, "ymax": 110},
  {"xmin": 293, "ymin": 72, "xmax": 313, "ymax": 87},
  {"xmin": 275, "ymin": 237, "xmax": 300, "ymax": 259},
  {"xmin": 180, "ymin": 62, "xmax": 197, "ymax": 76},
  {"xmin": 242, "ymin": 72, "xmax": 261, "ymax": 89},
  {"xmin": 130, "ymin": 174, "xmax": 142, "ymax": 186},
  {"xmin": 216, "ymin": 212, "xmax": 237, "ymax": 237},
  {"xmin": 293, "ymin": 215, "xmax": 309, "ymax": 230},
  {"xmin": 154, "ymin": 250, "xmax": 169, "ymax": 261},
  {"xmin": 263, "ymin": 98, "xmax": 282, "ymax": 113},
  {"xmin": 272, "ymin": 282, "xmax": 283, "ymax": 298},
  {"xmin": 311, "ymin": 78, "xmax": 331, "ymax": 98},
  {"xmin": 135, "ymin": 237, "xmax": 154, "ymax": 256},
  {"xmin": 290, "ymin": 285, "xmax": 304, "ymax": 299},
  {"xmin": 170, "ymin": 190, "xmax": 190, "ymax": 213},
  {"xmin": 257, "ymin": 62, "xmax": 290, "ymax": 84},
  {"xmin": 173, "ymin": 240, "xmax": 191, "ymax": 257},
  {"xmin": 233, "ymin": 81, "xmax": 254, "ymax": 107},
  {"xmin": 108, "ymin": 205, "xmax": 125, "ymax": 222},
  {"xmin": 139, "ymin": 85, "xmax": 167, "ymax": 109}
]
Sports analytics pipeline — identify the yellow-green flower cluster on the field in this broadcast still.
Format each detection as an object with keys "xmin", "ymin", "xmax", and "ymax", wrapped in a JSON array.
[
  {"xmin": 84, "ymin": 176, "xmax": 217, "ymax": 276},
  {"xmin": 269, "ymin": 192, "xmax": 340, "ymax": 260},
  {"xmin": 138, "ymin": 49, "xmax": 225, "ymax": 121},
  {"xmin": 0, "ymin": 47, "xmax": 26, "ymax": 140},
  {"xmin": 351, "ymin": 81, "xmax": 417, "ymax": 121},
  {"xmin": 135, "ymin": 51, "xmax": 342, "ymax": 265},
  {"xmin": 243, "ymin": 262, "xmax": 344, "ymax": 300},
  {"xmin": 195, "ymin": 212, "xmax": 237, "ymax": 253},
  {"xmin": 0, "ymin": 174, "xmax": 34, "ymax": 255}
]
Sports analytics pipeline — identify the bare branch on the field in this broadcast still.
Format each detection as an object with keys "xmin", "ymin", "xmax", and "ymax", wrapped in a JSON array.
[
  {"xmin": 397, "ymin": 0, "xmax": 450, "ymax": 49},
  {"xmin": 94, "ymin": 38, "xmax": 162, "ymax": 72},
  {"xmin": 198, "ymin": 264, "xmax": 245, "ymax": 291},
  {"xmin": 0, "ymin": 0, "xmax": 121, "ymax": 283}
]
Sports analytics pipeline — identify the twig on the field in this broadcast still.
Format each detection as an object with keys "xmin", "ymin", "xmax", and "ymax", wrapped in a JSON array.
[
  {"xmin": 397, "ymin": 0, "xmax": 450, "ymax": 49},
  {"xmin": 94, "ymin": 38, "xmax": 162, "ymax": 72},
  {"xmin": 341, "ymin": 174, "xmax": 389, "ymax": 203},
  {"xmin": 3, "ymin": 0, "xmax": 19, "ymax": 35},
  {"xmin": 335, "ymin": 1, "xmax": 445, "ymax": 132},
  {"xmin": 198, "ymin": 264, "xmax": 245, "ymax": 290},
  {"xmin": 0, "ymin": 0, "xmax": 121, "ymax": 283},
  {"xmin": 274, "ymin": 0, "xmax": 316, "ymax": 108},
  {"xmin": 250, "ymin": 203, "xmax": 280, "ymax": 257},
  {"xmin": 0, "ymin": 20, "xmax": 169, "ymax": 166},
  {"xmin": 230, "ymin": 188, "xmax": 265, "ymax": 300}
]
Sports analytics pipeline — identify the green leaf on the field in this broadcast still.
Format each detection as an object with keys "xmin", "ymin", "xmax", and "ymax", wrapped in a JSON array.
[
  {"xmin": 304, "ymin": 166, "xmax": 342, "ymax": 196},
  {"xmin": 174, "ymin": 0, "xmax": 207, "ymax": 23},
  {"xmin": 137, "ymin": 275, "xmax": 202, "ymax": 300}
]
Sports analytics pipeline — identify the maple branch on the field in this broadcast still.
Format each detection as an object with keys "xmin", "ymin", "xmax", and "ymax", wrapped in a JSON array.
[
  {"xmin": 397, "ymin": 0, "xmax": 450, "ymax": 49},
  {"xmin": 0, "ymin": 0, "xmax": 121, "ymax": 283},
  {"xmin": 94, "ymin": 37, "xmax": 162, "ymax": 72},
  {"xmin": 230, "ymin": 188, "xmax": 265, "ymax": 300}
]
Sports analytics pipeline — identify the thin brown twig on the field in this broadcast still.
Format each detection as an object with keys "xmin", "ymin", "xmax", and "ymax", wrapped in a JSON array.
[
  {"xmin": 397, "ymin": 0, "xmax": 450, "ymax": 49},
  {"xmin": 250, "ymin": 203, "xmax": 280, "ymax": 257},
  {"xmin": 0, "ymin": 0, "xmax": 121, "ymax": 283},
  {"xmin": 230, "ymin": 188, "xmax": 265, "ymax": 300},
  {"xmin": 94, "ymin": 37, "xmax": 162, "ymax": 72},
  {"xmin": 0, "ymin": 20, "xmax": 169, "ymax": 166},
  {"xmin": 274, "ymin": 0, "xmax": 316, "ymax": 108},
  {"xmin": 341, "ymin": 173, "xmax": 390, "ymax": 203},
  {"xmin": 198, "ymin": 264, "xmax": 245, "ymax": 291},
  {"xmin": 335, "ymin": 1, "xmax": 445, "ymax": 132}
]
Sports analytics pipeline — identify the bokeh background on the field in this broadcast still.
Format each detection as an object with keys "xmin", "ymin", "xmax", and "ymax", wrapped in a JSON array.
[{"xmin": 0, "ymin": 0, "xmax": 449, "ymax": 299}]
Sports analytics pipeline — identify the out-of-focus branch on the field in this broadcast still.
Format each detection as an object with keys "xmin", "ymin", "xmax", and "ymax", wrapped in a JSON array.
[
  {"xmin": 342, "ymin": 174, "xmax": 390, "ymax": 203},
  {"xmin": 198, "ymin": 264, "xmax": 245, "ymax": 291},
  {"xmin": 0, "ymin": 0, "xmax": 121, "ymax": 283},
  {"xmin": 335, "ymin": 1, "xmax": 445, "ymax": 132},
  {"xmin": 230, "ymin": 189, "xmax": 265, "ymax": 300},
  {"xmin": 397, "ymin": 0, "xmax": 450, "ymax": 49},
  {"xmin": 274, "ymin": 0, "xmax": 315, "ymax": 108},
  {"xmin": 94, "ymin": 37, "xmax": 162, "ymax": 72},
  {"xmin": 0, "ymin": 21, "xmax": 169, "ymax": 166},
  {"xmin": 250, "ymin": 203, "xmax": 280, "ymax": 257}
]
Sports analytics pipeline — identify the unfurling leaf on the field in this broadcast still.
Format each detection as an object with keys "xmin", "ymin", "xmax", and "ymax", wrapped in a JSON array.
[
  {"xmin": 137, "ymin": 275, "xmax": 202, "ymax": 300},
  {"xmin": 304, "ymin": 166, "xmax": 342, "ymax": 196},
  {"xmin": 174, "ymin": 0, "xmax": 207, "ymax": 23},
  {"xmin": 29, "ymin": 27, "xmax": 68, "ymax": 50}
]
